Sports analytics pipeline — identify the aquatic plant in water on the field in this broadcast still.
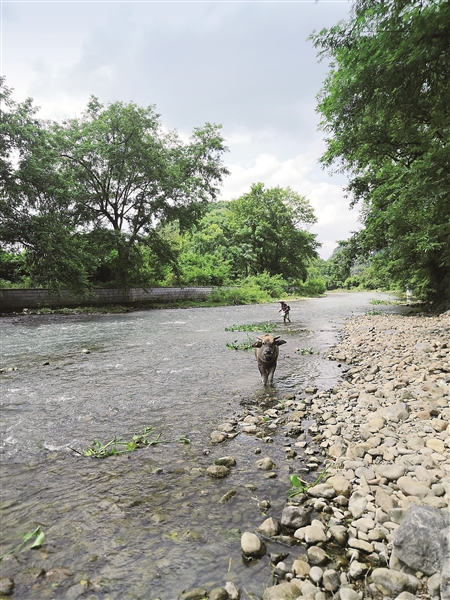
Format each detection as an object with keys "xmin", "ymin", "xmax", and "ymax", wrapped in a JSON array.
[
  {"xmin": 225, "ymin": 322, "xmax": 278, "ymax": 333},
  {"xmin": 0, "ymin": 526, "xmax": 45, "ymax": 560},
  {"xmin": 81, "ymin": 426, "xmax": 190, "ymax": 458}
]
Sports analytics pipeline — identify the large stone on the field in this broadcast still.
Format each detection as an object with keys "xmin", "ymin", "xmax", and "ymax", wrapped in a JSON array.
[
  {"xmin": 397, "ymin": 476, "xmax": 433, "ymax": 499},
  {"xmin": 371, "ymin": 568, "xmax": 420, "ymax": 596},
  {"xmin": 241, "ymin": 532, "xmax": 266, "ymax": 559},
  {"xmin": 304, "ymin": 524, "xmax": 327, "ymax": 544},
  {"xmin": 0, "ymin": 578, "xmax": 14, "ymax": 597},
  {"xmin": 326, "ymin": 473, "xmax": 352, "ymax": 497},
  {"xmin": 375, "ymin": 464, "xmax": 406, "ymax": 481},
  {"xmin": 375, "ymin": 488, "xmax": 398, "ymax": 512},
  {"xmin": 307, "ymin": 545, "xmax": 328, "ymax": 565},
  {"xmin": 206, "ymin": 465, "xmax": 230, "ymax": 479},
  {"xmin": 208, "ymin": 588, "xmax": 229, "ymax": 600},
  {"xmin": 262, "ymin": 580, "xmax": 302, "ymax": 600},
  {"xmin": 257, "ymin": 517, "xmax": 280, "ymax": 537},
  {"xmin": 255, "ymin": 457, "xmax": 276, "ymax": 470},
  {"xmin": 179, "ymin": 588, "xmax": 208, "ymax": 600},
  {"xmin": 306, "ymin": 483, "xmax": 336, "ymax": 499},
  {"xmin": 292, "ymin": 558, "xmax": 310, "ymax": 578},
  {"xmin": 328, "ymin": 525, "xmax": 347, "ymax": 546},
  {"xmin": 392, "ymin": 505, "xmax": 450, "ymax": 576},
  {"xmin": 339, "ymin": 588, "xmax": 363, "ymax": 600},
  {"xmin": 380, "ymin": 403, "xmax": 409, "ymax": 422},
  {"xmin": 322, "ymin": 569, "xmax": 340, "ymax": 592},
  {"xmin": 280, "ymin": 505, "xmax": 311, "ymax": 529}
]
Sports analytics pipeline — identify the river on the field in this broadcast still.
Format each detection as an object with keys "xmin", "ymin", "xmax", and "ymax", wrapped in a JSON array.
[{"xmin": 0, "ymin": 292, "xmax": 405, "ymax": 599}]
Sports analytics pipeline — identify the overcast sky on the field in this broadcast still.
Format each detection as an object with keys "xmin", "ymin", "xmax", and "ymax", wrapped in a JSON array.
[{"xmin": 1, "ymin": 0, "xmax": 359, "ymax": 258}]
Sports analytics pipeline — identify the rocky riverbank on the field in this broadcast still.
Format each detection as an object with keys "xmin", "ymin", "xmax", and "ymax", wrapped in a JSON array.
[{"xmin": 180, "ymin": 311, "xmax": 450, "ymax": 600}]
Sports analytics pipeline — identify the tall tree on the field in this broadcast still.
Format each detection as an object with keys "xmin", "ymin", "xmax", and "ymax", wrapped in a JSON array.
[
  {"xmin": 0, "ymin": 77, "xmax": 95, "ymax": 293},
  {"xmin": 55, "ymin": 97, "xmax": 229, "ymax": 286},
  {"xmin": 0, "ymin": 84, "xmax": 229, "ymax": 291},
  {"xmin": 227, "ymin": 183, "xmax": 319, "ymax": 280},
  {"xmin": 311, "ymin": 0, "xmax": 450, "ymax": 306}
]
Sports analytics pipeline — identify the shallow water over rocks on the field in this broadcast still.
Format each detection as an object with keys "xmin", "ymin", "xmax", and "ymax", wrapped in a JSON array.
[{"xmin": 0, "ymin": 292, "xmax": 406, "ymax": 599}]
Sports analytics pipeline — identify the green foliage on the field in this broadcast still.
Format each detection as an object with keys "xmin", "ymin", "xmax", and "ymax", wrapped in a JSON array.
[
  {"xmin": 208, "ymin": 284, "xmax": 270, "ymax": 305},
  {"xmin": 311, "ymin": 0, "xmax": 450, "ymax": 307},
  {"xmin": 175, "ymin": 251, "xmax": 231, "ymax": 286},
  {"xmin": 226, "ymin": 337, "xmax": 254, "ymax": 351},
  {"xmin": 288, "ymin": 464, "xmax": 330, "ymax": 498},
  {"xmin": 0, "ymin": 526, "xmax": 45, "ymax": 560},
  {"xmin": 242, "ymin": 271, "xmax": 288, "ymax": 298},
  {"xmin": 294, "ymin": 278, "xmax": 326, "ymax": 296},
  {"xmin": 82, "ymin": 426, "xmax": 190, "ymax": 458},
  {"xmin": 0, "ymin": 81, "xmax": 228, "ymax": 292},
  {"xmin": 225, "ymin": 322, "xmax": 278, "ymax": 333},
  {"xmin": 227, "ymin": 184, "xmax": 319, "ymax": 280}
]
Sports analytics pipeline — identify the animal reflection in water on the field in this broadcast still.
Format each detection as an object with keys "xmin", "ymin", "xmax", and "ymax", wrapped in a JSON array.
[{"xmin": 252, "ymin": 334, "xmax": 287, "ymax": 386}]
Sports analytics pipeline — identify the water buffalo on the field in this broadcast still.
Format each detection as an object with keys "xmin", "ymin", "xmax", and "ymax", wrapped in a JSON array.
[{"xmin": 252, "ymin": 334, "xmax": 286, "ymax": 386}]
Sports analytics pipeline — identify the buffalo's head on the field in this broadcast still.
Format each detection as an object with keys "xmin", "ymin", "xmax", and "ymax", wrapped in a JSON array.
[{"xmin": 253, "ymin": 334, "xmax": 286, "ymax": 359}]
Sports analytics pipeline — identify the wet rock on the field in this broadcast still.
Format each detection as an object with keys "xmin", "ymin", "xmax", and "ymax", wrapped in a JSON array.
[
  {"xmin": 292, "ymin": 558, "xmax": 310, "ymax": 578},
  {"xmin": 46, "ymin": 567, "xmax": 73, "ymax": 582},
  {"xmin": 262, "ymin": 580, "xmax": 302, "ymax": 600},
  {"xmin": 224, "ymin": 581, "xmax": 241, "ymax": 600},
  {"xmin": 208, "ymin": 587, "xmax": 229, "ymax": 600},
  {"xmin": 371, "ymin": 567, "xmax": 420, "ymax": 596},
  {"xmin": 214, "ymin": 456, "xmax": 236, "ymax": 467},
  {"xmin": 255, "ymin": 457, "xmax": 276, "ymax": 470},
  {"xmin": 0, "ymin": 578, "xmax": 14, "ymax": 596},
  {"xmin": 210, "ymin": 431, "xmax": 227, "ymax": 444},
  {"xmin": 257, "ymin": 517, "xmax": 280, "ymax": 537},
  {"xmin": 241, "ymin": 532, "xmax": 266, "ymax": 559},
  {"xmin": 307, "ymin": 545, "xmax": 328, "ymax": 565},
  {"xmin": 218, "ymin": 490, "xmax": 237, "ymax": 503},
  {"xmin": 206, "ymin": 465, "xmax": 230, "ymax": 479},
  {"xmin": 179, "ymin": 588, "xmax": 208, "ymax": 600},
  {"xmin": 322, "ymin": 568, "xmax": 340, "ymax": 591},
  {"xmin": 280, "ymin": 505, "xmax": 311, "ymax": 529}
]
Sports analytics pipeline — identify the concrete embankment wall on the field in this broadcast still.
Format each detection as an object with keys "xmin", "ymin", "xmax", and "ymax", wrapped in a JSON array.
[{"xmin": 0, "ymin": 287, "xmax": 213, "ymax": 312}]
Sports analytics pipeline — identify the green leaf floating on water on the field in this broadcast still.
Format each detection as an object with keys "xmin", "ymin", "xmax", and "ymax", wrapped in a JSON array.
[{"xmin": 0, "ymin": 526, "xmax": 45, "ymax": 560}]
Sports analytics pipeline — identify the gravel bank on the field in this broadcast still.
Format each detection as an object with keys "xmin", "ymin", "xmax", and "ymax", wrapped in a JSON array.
[{"xmin": 190, "ymin": 311, "xmax": 450, "ymax": 600}]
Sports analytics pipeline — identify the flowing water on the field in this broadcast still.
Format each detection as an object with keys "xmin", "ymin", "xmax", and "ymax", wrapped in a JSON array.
[{"xmin": 0, "ymin": 292, "xmax": 405, "ymax": 599}]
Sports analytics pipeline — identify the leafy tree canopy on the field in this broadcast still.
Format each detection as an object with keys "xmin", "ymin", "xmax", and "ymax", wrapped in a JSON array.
[
  {"xmin": 0, "ymin": 81, "xmax": 229, "ymax": 292},
  {"xmin": 311, "ymin": 0, "xmax": 450, "ymax": 306}
]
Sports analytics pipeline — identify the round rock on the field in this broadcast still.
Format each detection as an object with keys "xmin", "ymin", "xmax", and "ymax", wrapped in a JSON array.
[
  {"xmin": 241, "ymin": 532, "xmax": 266, "ymax": 559},
  {"xmin": 206, "ymin": 465, "xmax": 230, "ymax": 479}
]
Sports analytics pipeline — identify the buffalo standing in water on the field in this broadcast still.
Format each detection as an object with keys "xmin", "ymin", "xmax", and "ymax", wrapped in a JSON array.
[{"xmin": 252, "ymin": 334, "xmax": 286, "ymax": 386}]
